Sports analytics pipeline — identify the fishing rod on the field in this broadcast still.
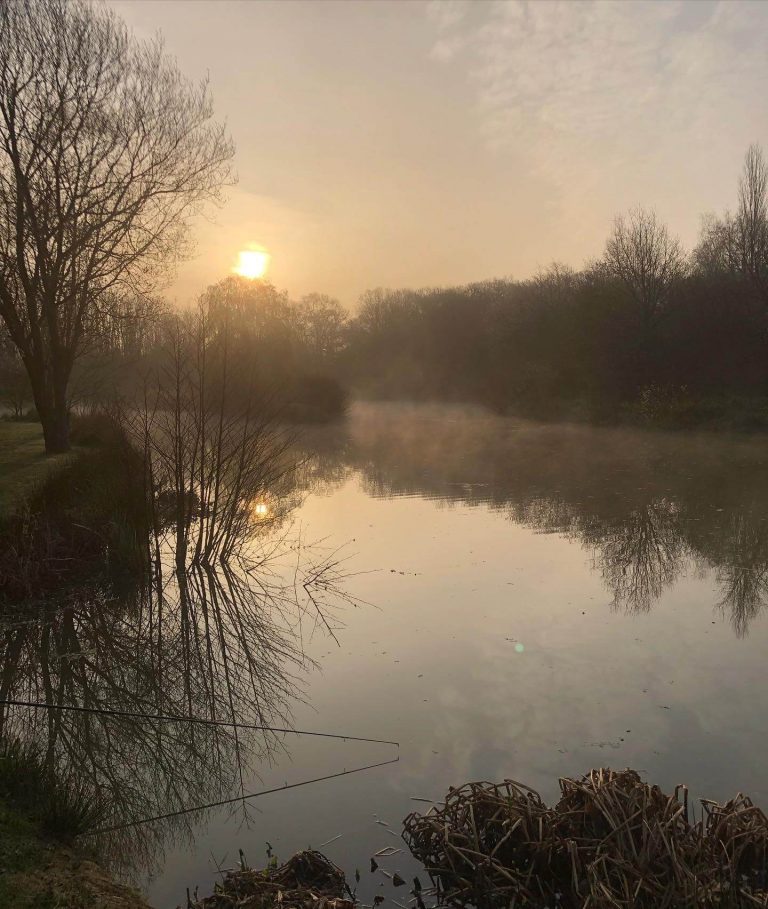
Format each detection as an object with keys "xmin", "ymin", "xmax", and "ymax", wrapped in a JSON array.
[
  {"xmin": 83, "ymin": 756, "xmax": 400, "ymax": 836},
  {"xmin": 0, "ymin": 698, "xmax": 399, "ymax": 748}
]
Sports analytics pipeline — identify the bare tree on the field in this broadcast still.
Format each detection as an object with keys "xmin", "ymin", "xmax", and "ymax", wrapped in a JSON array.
[
  {"xmin": 295, "ymin": 292, "xmax": 348, "ymax": 363},
  {"xmin": 693, "ymin": 145, "xmax": 768, "ymax": 305},
  {"xmin": 693, "ymin": 211, "xmax": 738, "ymax": 275},
  {"xmin": 604, "ymin": 207, "xmax": 686, "ymax": 337},
  {"xmin": 735, "ymin": 144, "xmax": 768, "ymax": 299},
  {"xmin": 0, "ymin": 0, "xmax": 234, "ymax": 452}
]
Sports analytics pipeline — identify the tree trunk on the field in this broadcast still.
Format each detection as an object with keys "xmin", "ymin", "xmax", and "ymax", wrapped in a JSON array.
[
  {"xmin": 29, "ymin": 368, "xmax": 71, "ymax": 454},
  {"xmin": 41, "ymin": 402, "xmax": 70, "ymax": 454}
]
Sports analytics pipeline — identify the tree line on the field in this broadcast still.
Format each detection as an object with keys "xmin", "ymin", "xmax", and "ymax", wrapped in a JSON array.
[
  {"xmin": 340, "ymin": 145, "xmax": 768, "ymax": 426},
  {"xmin": 3, "ymin": 0, "xmax": 768, "ymax": 454}
]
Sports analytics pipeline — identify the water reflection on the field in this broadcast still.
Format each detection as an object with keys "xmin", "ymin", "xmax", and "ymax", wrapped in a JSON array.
[
  {"xmin": 297, "ymin": 403, "xmax": 768, "ymax": 636},
  {"xmin": 0, "ymin": 545, "xmax": 352, "ymax": 878},
  {"xmin": 7, "ymin": 403, "xmax": 768, "ymax": 902}
]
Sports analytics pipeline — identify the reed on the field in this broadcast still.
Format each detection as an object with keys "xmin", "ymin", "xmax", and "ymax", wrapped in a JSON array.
[
  {"xmin": 403, "ymin": 768, "xmax": 768, "ymax": 908},
  {"xmin": 189, "ymin": 849, "xmax": 355, "ymax": 909},
  {"xmin": 0, "ymin": 738, "xmax": 107, "ymax": 842}
]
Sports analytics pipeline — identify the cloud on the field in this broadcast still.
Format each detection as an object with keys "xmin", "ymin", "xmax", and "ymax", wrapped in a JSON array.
[
  {"xmin": 427, "ymin": 0, "xmax": 768, "ymax": 239},
  {"xmin": 426, "ymin": 0, "xmax": 472, "ymax": 34}
]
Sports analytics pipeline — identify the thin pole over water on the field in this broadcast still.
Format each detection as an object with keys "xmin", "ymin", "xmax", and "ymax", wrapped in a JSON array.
[{"xmin": 0, "ymin": 697, "xmax": 400, "ymax": 747}]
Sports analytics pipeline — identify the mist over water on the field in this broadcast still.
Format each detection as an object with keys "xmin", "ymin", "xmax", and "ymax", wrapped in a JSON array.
[
  {"xmin": 139, "ymin": 401, "xmax": 768, "ymax": 905},
  {"xmin": 4, "ymin": 1, "xmax": 768, "ymax": 904}
]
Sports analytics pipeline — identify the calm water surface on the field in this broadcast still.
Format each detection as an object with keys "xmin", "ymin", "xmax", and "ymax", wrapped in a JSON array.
[{"xmin": 130, "ymin": 402, "xmax": 768, "ymax": 906}]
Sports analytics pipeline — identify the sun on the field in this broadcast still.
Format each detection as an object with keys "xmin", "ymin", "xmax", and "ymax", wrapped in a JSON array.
[{"xmin": 234, "ymin": 248, "xmax": 270, "ymax": 279}]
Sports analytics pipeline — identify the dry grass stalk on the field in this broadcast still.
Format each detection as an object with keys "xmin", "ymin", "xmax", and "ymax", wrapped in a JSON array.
[
  {"xmin": 190, "ymin": 850, "xmax": 355, "ymax": 909},
  {"xmin": 403, "ymin": 768, "xmax": 768, "ymax": 909}
]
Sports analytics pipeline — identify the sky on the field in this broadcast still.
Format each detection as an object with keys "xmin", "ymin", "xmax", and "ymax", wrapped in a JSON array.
[{"xmin": 110, "ymin": 0, "xmax": 768, "ymax": 309}]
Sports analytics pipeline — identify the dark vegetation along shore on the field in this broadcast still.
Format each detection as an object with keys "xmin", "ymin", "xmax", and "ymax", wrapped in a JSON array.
[
  {"xmin": 338, "ymin": 148, "xmax": 768, "ymax": 429},
  {"xmin": 6, "ymin": 146, "xmax": 768, "ymax": 443},
  {"xmin": 182, "ymin": 767, "xmax": 768, "ymax": 909},
  {"xmin": 0, "ymin": 739, "xmax": 151, "ymax": 909},
  {"xmin": 0, "ymin": 371, "xmax": 354, "ymax": 906}
]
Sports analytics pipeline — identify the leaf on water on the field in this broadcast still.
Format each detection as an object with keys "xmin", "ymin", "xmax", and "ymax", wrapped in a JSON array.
[
  {"xmin": 393, "ymin": 874, "xmax": 406, "ymax": 887},
  {"xmin": 370, "ymin": 858, "xmax": 379, "ymax": 873}
]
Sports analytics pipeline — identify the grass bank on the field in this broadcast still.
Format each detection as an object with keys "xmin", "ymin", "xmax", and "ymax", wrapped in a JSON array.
[
  {"xmin": 0, "ymin": 741, "xmax": 151, "ymax": 909},
  {"xmin": 0, "ymin": 420, "xmax": 154, "ymax": 905},
  {"xmin": 0, "ymin": 799, "xmax": 150, "ymax": 909},
  {"xmin": 0, "ymin": 414, "xmax": 150, "ymax": 602},
  {"xmin": 0, "ymin": 422, "xmax": 73, "ymax": 517}
]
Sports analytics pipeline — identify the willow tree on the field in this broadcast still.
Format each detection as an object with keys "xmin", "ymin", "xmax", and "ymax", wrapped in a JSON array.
[{"xmin": 0, "ymin": 0, "xmax": 233, "ymax": 452}]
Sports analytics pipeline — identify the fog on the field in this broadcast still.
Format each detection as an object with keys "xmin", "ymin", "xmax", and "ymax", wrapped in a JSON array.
[{"xmin": 3, "ymin": 2, "xmax": 768, "ymax": 908}]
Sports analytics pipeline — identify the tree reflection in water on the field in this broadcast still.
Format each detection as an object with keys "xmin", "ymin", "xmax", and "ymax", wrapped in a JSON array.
[
  {"xmin": 6, "ymin": 405, "xmax": 768, "ymax": 884},
  {"xmin": 0, "ymin": 536, "xmax": 357, "ymax": 878},
  {"xmin": 296, "ymin": 403, "xmax": 768, "ymax": 637}
]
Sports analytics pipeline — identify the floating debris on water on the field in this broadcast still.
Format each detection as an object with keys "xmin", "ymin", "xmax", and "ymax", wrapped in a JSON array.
[{"xmin": 189, "ymin": 850, "xmax": 354, "ymax": 909}]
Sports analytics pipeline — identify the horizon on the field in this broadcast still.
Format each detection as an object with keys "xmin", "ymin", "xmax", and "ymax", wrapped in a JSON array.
[{"xmin": 109, "ymin": 0, "xmax": 768, "ymax": 308}]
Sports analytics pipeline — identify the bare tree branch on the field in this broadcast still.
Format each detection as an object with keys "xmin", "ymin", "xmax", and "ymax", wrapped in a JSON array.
[{"xmin": 0, "ymin": 0, "xmax": 234, "ymax": 452}]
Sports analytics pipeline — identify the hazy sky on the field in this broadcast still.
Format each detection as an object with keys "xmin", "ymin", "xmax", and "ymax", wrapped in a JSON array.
[{"xmin": 111, "ymin": 0, "xmax": 768, "ymax": 308}]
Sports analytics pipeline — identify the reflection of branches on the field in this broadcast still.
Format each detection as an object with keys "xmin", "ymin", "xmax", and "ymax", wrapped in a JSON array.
[
  {"xmin": 0, "ymin": 532, "xmax": 360, "ymax": 877},
  {"xmin": 504, "ymin": 496, "xmax": 687, "ymax": 615},
  {"xmin": 594, "ymin": 500, "xmax": 686, "ymax": 614},
  {"xmin": 713, "ymin": 514, "xmax": 768, "ymax": 638},
  {"xmin": 307, "ymin": 405, "xmax": 768, "ymax": 633}
]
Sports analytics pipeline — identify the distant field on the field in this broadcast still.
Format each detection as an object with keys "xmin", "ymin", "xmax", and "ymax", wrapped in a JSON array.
[{"xmin": 0, "ymin": 422, "xmax": 71, "ymax": 516}]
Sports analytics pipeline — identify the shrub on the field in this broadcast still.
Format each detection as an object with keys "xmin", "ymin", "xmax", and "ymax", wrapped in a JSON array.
[
  {"xmin": 0, "ymin": 413, "xmax": 150, "ymax": 601},
  {"xmin": 0, "ymin": 739, "xmax": 106, "ymax": 842},
  {"xmin": 285, "ymin": 374, "xmax": 348, "ymax": 423}
]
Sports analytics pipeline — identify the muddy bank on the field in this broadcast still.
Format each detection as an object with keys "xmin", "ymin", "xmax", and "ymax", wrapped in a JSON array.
[{"xmin": 0, "ymin": 798, "xmax": 151, "ymax": 909}]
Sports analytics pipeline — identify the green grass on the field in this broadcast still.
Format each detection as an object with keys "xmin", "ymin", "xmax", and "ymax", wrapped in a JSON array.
[
  {"xmin": 0, "ymin": 423, "xmax": 72, "ymax": 517},
  {"xmin": 0, "ymin": 741, "xmax": 153, "ymax": 907},
  {"xmin": 0, "ymin": 796, "xmax": 149, "ymax": 908}
]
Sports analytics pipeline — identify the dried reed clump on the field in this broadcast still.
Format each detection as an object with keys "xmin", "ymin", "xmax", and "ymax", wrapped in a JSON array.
[
  {"xmin": 402, "ymin": 780, "xmax": 562, "ymax": 908},
  {"xmin": 190, "ymin": 850, "xmax": 355, "ymax": 909},
  {"xmin": 703, "ymin": 794, "xmax": 768, "ymax": 897},
  {"xmin": 403, "ymin": 768, "xmax": 768, "ymax": 909},
  {"xmin": 553, "ymin": 768, "xmax": 704, "ymax": 907}
]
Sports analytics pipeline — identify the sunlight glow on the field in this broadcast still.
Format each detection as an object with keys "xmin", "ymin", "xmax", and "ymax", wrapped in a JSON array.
[{"xmin": 234, "ymin": 248, "xmax": 270, "ymax": 279}]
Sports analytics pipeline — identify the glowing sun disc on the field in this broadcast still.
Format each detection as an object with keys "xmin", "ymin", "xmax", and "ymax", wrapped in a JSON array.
[{"xmin": 235, "ymin": 249, "xmax": 270, "ymax": 279}]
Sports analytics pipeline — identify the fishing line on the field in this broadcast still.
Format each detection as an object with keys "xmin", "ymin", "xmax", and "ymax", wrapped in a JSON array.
[
  {"xmin": 82, "ymin": 756, "xmax": 400, "ymax": 836},
  {"xmin": 0, "ymin": 698, "xmax": 399, "ymax": 747}
]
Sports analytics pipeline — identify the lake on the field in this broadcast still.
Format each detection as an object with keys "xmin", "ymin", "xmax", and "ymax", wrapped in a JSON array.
[
  {"xmin": 6, "ymin": 401, "xmax": 768, "ymax": 907},
  {"xmin": 137, "ymin": 402, "xmax": 768, "ymax": 906}
]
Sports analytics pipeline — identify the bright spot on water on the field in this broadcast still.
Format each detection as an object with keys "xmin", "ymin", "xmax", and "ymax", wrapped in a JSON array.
[{"xmin": 514, "ymin": 643, "xmax": 525, "ymax": 653}]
